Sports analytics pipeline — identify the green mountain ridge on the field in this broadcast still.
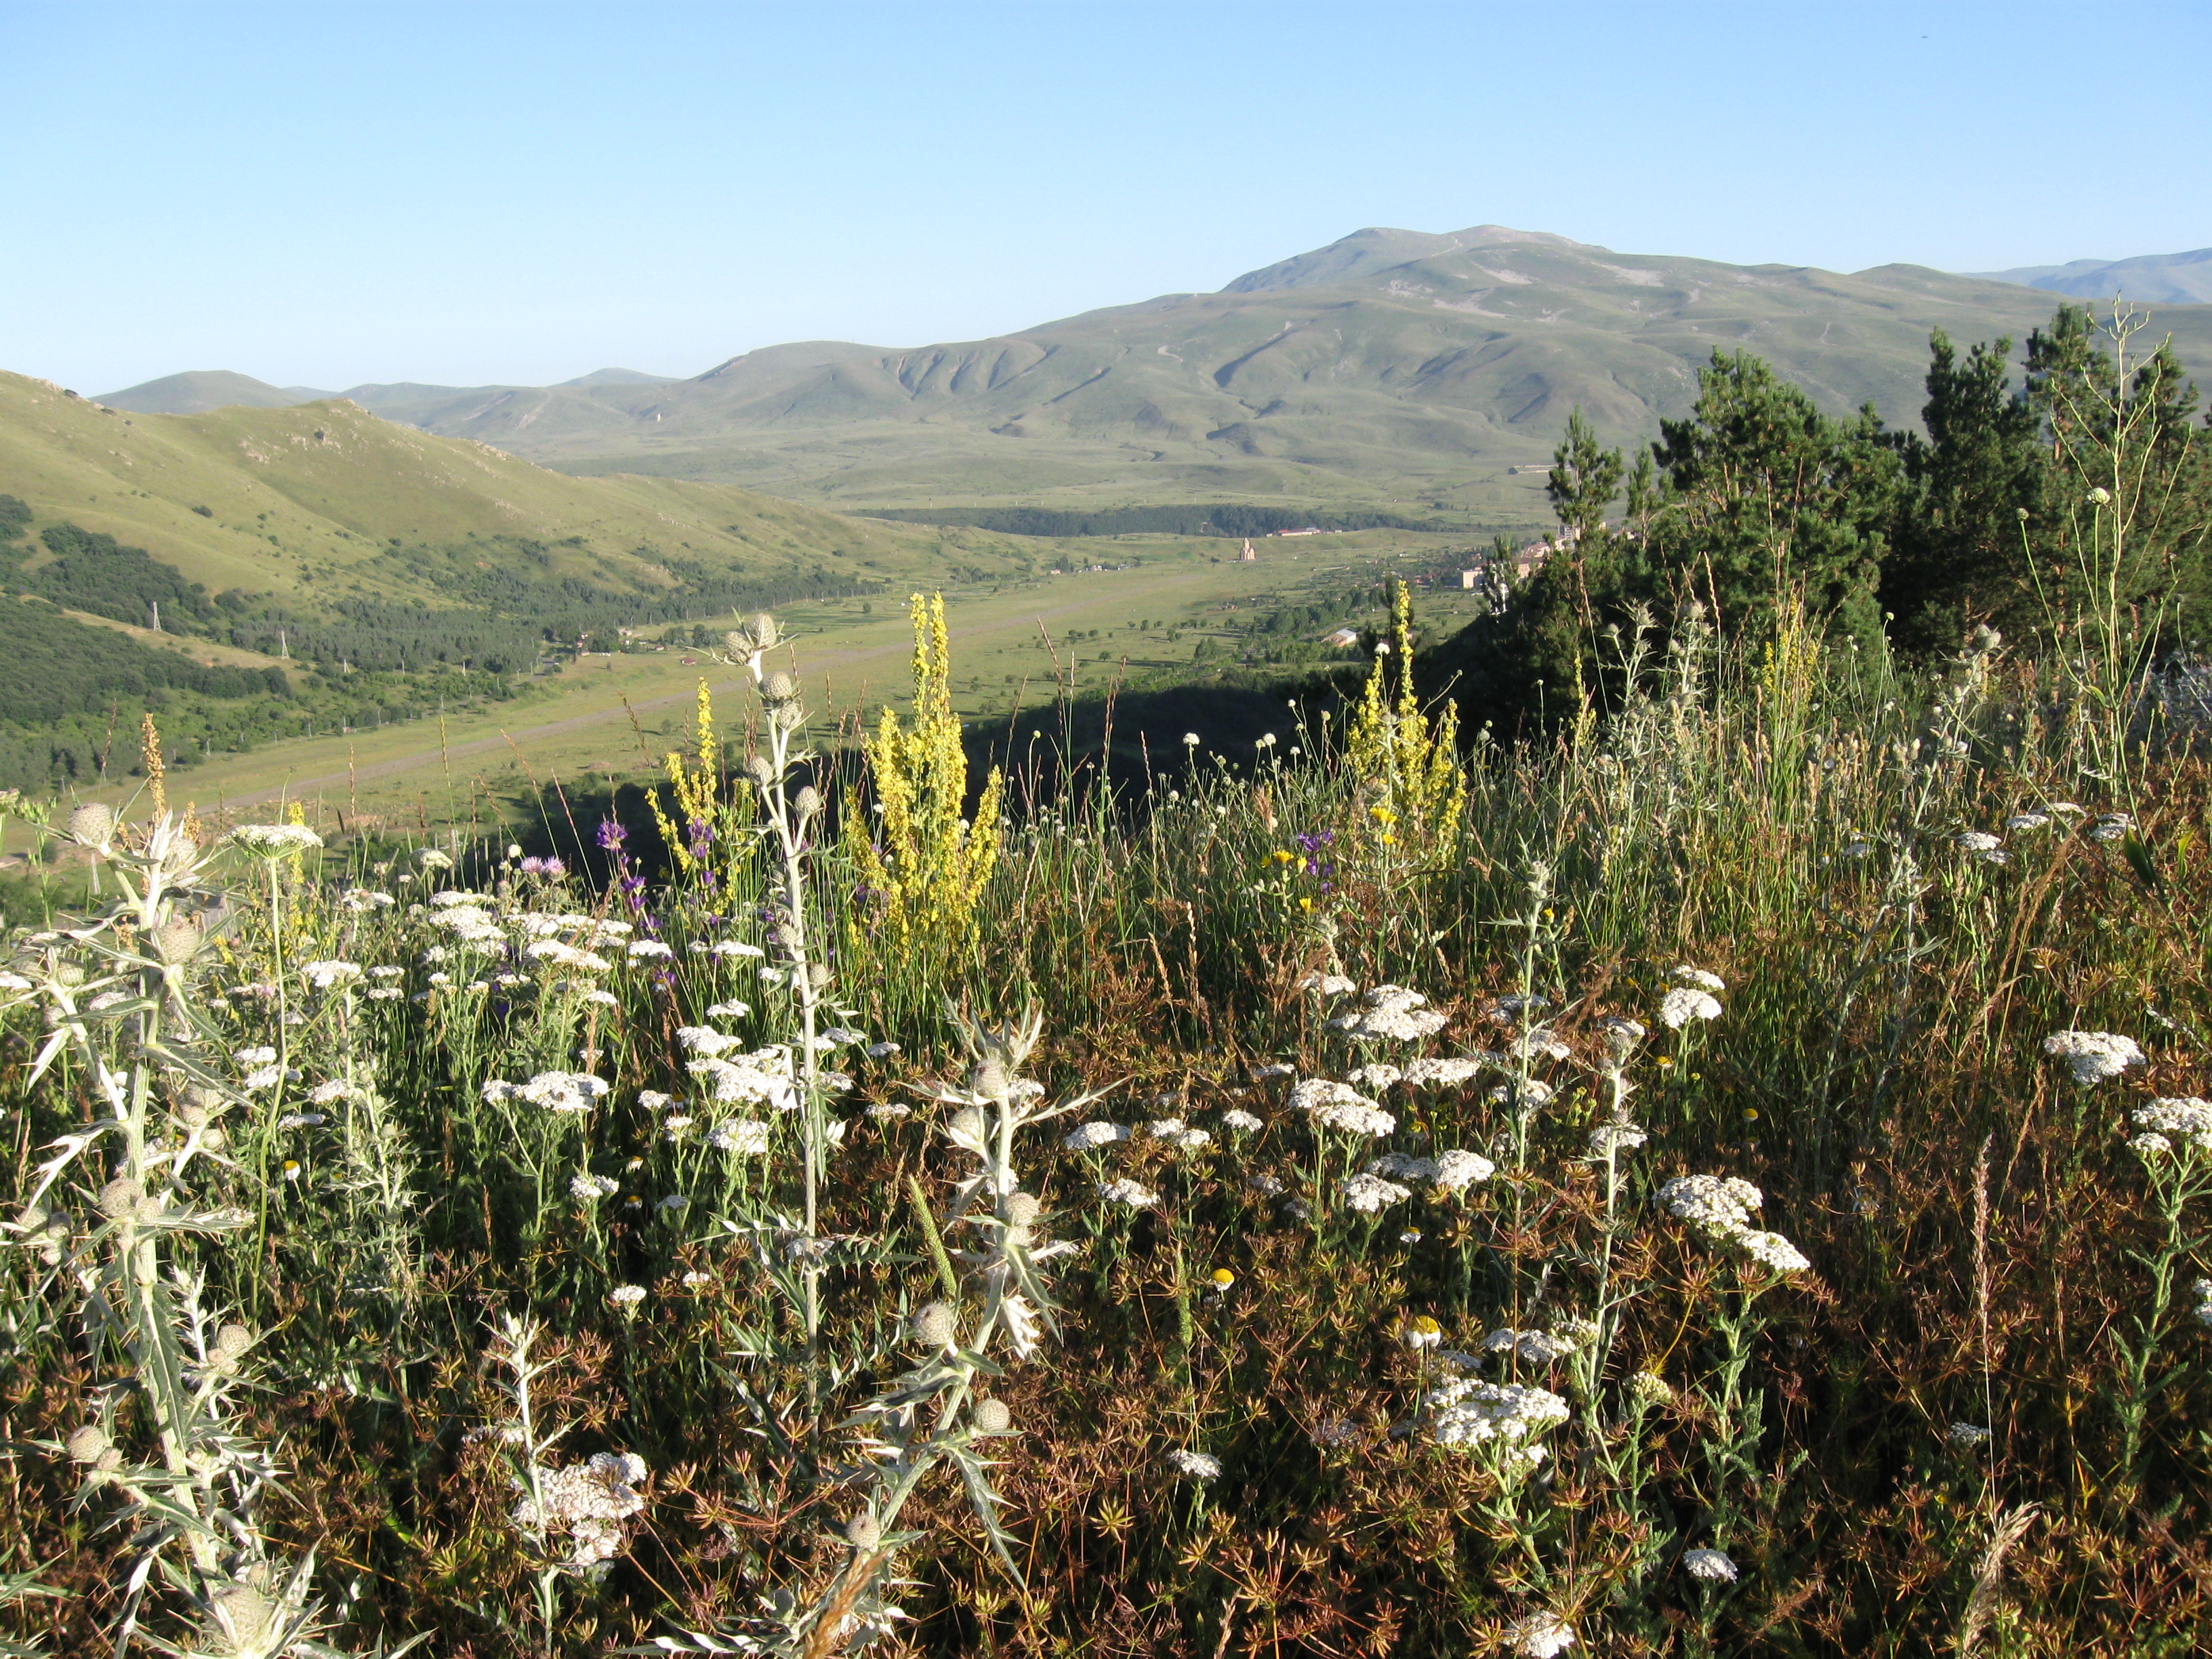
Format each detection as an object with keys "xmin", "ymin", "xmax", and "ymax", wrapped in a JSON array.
[{"xmin": 87, "ymin": 226, "xmax": 2212, "ymax": 519}]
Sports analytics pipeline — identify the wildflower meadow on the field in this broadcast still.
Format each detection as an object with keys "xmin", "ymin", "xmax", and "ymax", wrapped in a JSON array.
[{"xmin": 5, "ymin": 559, "xmax": 2212, "ymax": 1658}]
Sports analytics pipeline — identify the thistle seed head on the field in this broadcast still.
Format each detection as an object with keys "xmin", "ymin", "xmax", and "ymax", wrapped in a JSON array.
[
  {"xmin": 67, "ymin": 803, "xmax": 115, "ymax": 848},
  {"xmin": 844, "ymin": 1512, "xmax": 881, "ymax": 1551},
  {"xmin": 793, "ymin": 785, "xmax": 823, "ymax": 819},
  {"xmin": 973, "ymin": 1398, "xmax": 1012, "ymax": 1433},
  {"xmin": 14, "ymin": 1204, "xmax": 47, "ymax": 1232},
  {"xmin": 211, "ymin": 1323, "xmax": 254, "ymax": 1360},
  {"xmin": 806, "ymin": 962, "xmax": 832, "ymax": 989},
  {"xmin": 760, "ymin": 672, "xmax": 799, "ymax": 705},
  {"xmin": 96, "ymin": 1177, "xmax": 145, "ymax": 1219},
  {"xmin": 749, "ymin": 613, "xmax": 780, "ymax": 650},
  {"xmin": 66, "ymin": 1424, "xmax": 110, "ymax": 1463},
  {"xmin": 1004, "ymin": 1192, "xmax": 1042, "ymax": 1227},
  {"xmin": 745, "ymin": 754, "xmax": 776, "ymax": 787},
  {"xmin": 911, "ymin": 1300, "xmax": 958, "ymax": 1348},
  {"xmin": 155, "ymin": 920, "xmax": 203, "ymax": 962},
  {"xmin": 970, "ymin": 1059, "xmax": 1011, "ymax": 1102},
  {"xmin": 949, "ymin": 1106, "xmax": 986, "ymax": 1143}
]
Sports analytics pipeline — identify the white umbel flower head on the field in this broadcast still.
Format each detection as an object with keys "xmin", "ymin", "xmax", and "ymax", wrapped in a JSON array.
[
  {"xmin": 1737, "ymin": 1229, "xmax": 1811, "ymax": 1275},
  {"xmin": 2043, "ymin": 1029, "xmax": 2144, "ymax": 1085},
  {"xmin": 1328, "ymin": 984, "xmax": 1448, "ymax": 1042},
  {"xmin": 1166, "ymin": 1448, "xmax": 1221, "ymax": 1480},
  {"xmin": 1099, "ymin": 1179, "xmax": 1157, "ymax": 1208},
  {"xmin": 1658, "ymin": 1174, "xmax": 1763, "ymax": 1238},
  {"xmin": 1340, "ymin": 1172, "xmax": 1412, "ymax": 1212},
  {"xmin": 1504, "ymin": 1610, "xmax": 1577, "ymax": 1657},
  {"xmin": 1948, "ymin": 1421, "xmax": 1992, "ymax": 1446},
  {"xmin": 1671, "ymin": 966, "xmax": 1726, "ymax": 992},
  {"xmin": 1427, "ymin": 1378, "xmax": 1570, "ymax": 1449},
  {"xmin": 1063, "ymin": 1121, "xmax": 1132, "ymax": 1151},
  {"xmin": 1660, "ymin": 987, "xmax": 1723, "ymax": 1029},
  {"xmin": 1289, "ymin": 1078, "xmax": 1395, "ymax": 1136},
  {"xmin": 1683, "ymin": 1547, "xmax": 1738, "ymax": 1582},
  {"xmin": 232, "ymin": 823, "xmax": 323, "ymax": 857},
  {"xmin": 2135, "ymin": 1098, "xmax": 2212, "ymax": 1153}
]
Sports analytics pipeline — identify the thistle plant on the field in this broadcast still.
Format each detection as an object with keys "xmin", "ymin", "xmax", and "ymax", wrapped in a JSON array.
[{"xmin": 3, "ymin": 802, "xmax": 418, "ymax": 1656}]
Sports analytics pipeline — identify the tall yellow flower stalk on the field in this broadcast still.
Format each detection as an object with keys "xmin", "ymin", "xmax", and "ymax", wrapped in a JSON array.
[
  {"xmin": 1343, "ymin": 579, "xmax": 1467, "ymax": 856},
  {"xmin": 651, "ymin": 678, "xmax": 751, "ymax": 878},
  {"xmin": 848, "ymin": 594, "xmax": 1003, "ymax": 973}
]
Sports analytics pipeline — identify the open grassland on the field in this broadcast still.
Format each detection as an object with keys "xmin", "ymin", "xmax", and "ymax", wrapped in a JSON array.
[
  {"xmin": 5, "ymin": 596, "xmax": 2212, "ymax": 1656},
  {"xmin": 14, "ymin": 534, "xmax": 1492, "ymax": 842}
]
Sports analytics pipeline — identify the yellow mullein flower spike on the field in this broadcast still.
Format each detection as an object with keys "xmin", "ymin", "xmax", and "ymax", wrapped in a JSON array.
[{"xmin": 845, "ymin": 594, "xmax": 1004, "ymax": 976}]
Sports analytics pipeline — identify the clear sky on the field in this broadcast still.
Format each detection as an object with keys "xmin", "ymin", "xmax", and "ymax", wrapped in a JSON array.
[{"xmin": 5, "ymin": 0, "xmax": 2208, "ymax": 394}]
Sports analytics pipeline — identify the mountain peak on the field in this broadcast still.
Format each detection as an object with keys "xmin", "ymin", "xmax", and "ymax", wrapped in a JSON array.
[
  {"xmin": 1222, "ymin": 224, "xmax": 1607, "ymax": 293},
  {"xmin": 94, "ymin": 369, "xmax": 334, "ymax": 415}
]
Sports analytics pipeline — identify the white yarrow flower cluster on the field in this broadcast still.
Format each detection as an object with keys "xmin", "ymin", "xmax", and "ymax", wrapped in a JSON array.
[
  {"xmin": 1220, "ymin": 1108, "xmax": 1263, "ymax": 1132},
  {"xmin": 1166, "ymin": 1449, "xmax": 1221, "ymax": 1481},
  {"xmin": 1671, "ymin": 966, "xmax": 1726, "ymax": 992},
  {"xmin": 1401, "ymin": 1056, "xmax": 1485, "ymax": 1087},
  {"xmin": 1660, "ymin": 987, "xmax": 1723, "ymax": 1029},
  {"xmin": 1063, "ymin": 1121, "xmax": 1131, "ymax": 1151},
  {"xmin": 2134, "ymin": 1097, "xmax": 2212, "ymax": 1153},
  {"xmin": 510, "ymin": 1450, "xmax": 649, "ymax": 1570},
  {"xmin": 1659, "ymin": 1174, "xmax": 1763, "ymax": 1236},
  {"xmin": 299, "ymin": 960, "xmax": 363, "ymax": 990},
  {"xmin": 1683, "ymin": 1547, "xmax": 1738, "ymax": 1583},
  {"xmin": 1289, "ymin": 1078, "xmax": 1395, "ymax": 1136},
  {"xmin": 1426, "ymin": 1378, "xmax": 1571, "ymax": 1450},
  {"xmin": 1504, "ymin": 1612, "xmax": 1577, "ymax": 1658},
  {"xmin": 2043, "ymin": 1029, "xmax": 2145, "ymax": 1085},
  {"xmin": 708, "ymin": 1120, "xmax": 773, "ymax": 1155},
  {"xmin": 483, "ymin": 1071, "xmax": 611, "ymax": 1114},
  {"xmin": 570, "ymin": 1174, "xmax": 621, "ymax": 1201},
  {"xmin": 1586, "ymin": 1120, "xmax": 1649, "ymax": 1157},
  {"xmin": 1482, "ymin": 1328, "xmax": 1578, "ymax": 1365},
  {"xmin": 1367, "ymin": 1149, "xmax": 1494, "ymax": 1191},
  {"xmin": 1328, "ymin": 985, "xmax": 1448, "ymax": 1042},
  {"xmin": 1340, "ymin": 1172, "xmax": 1412, "ymax": 1212},
  {"xmin": 1947, "ymin": 1421, "xmax": 1992, "ymax": 1446},
  {"xmin": 1099, "ymin": 1178, "xmax": 1157, "ymax": 1208}
]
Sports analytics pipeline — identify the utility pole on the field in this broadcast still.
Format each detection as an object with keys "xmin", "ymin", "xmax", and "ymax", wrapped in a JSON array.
[{"xmin": 149, "ymin": 600, "xmax": 161, "ymax": 633}]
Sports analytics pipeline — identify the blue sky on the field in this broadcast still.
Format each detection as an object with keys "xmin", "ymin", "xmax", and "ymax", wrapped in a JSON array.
[{"xmin": 5, "ymin": 0, "xmax": 2208, "ymax": 392}]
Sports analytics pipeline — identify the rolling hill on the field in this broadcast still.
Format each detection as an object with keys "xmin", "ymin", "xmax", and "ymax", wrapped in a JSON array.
[
  {"xmin": 0, "ymin": 371, "xmax": 1030, "ymax": 611},
  {"xmin": 96, "ymin": 226, "xmax": 2212, "ymax": 523}
]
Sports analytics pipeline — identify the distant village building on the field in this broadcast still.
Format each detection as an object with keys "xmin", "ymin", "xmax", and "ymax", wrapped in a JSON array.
[
  {"xmin": 1240, "ymin": 539, "xmax": 1257, "ymax": 562},
  {"xmin": 1271, "ymin": 527, "xmax": 1324, "ymax": 537},
  {"xmin": 1322, "ymin": 626, "xmax": 1361, "ymax": 647},
  {"xmin": 1460, "ymin": 569, "xmax": 1480, "ymax": 589}
]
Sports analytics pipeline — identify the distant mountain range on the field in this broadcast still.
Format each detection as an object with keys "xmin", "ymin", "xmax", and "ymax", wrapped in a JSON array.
[
  {"xmin": 91, "ymin": 228, "xmax": 2212, "ymax": 519},
  {"xmin": 1973, "ymin": 247, "xmax": 2212, "ymax": 306},
  {"xmin": 100, "ymin": 366, "xmax": 676, "ymax": 417}
]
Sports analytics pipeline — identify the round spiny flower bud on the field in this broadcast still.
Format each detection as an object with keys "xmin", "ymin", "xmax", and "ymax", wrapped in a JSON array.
[
  {"xmin": 911, "ymin": 1300, "xmax": 958, "ymax": 1348},
  {"xmin": 806, "ymin": 962, "xmax": 832, "ymax": 989},
  {"xmin": 1004, "ymin": 1193, "xmax": 1042, "ymax": 1227},
  {"xmin": 66, "ymin": 1423, "xmax": 111, "ymax": 1464},
  {"xmin": 200, "ymin": 1127, "xmax": 226, "ymax": 1151},
  {"xmin": 155, "ymin": 920, "xmax": 203, "ymax": 963},
  {"xmin": 773, "ymin": 920, "xmax": 803, "ymax": 949},
  {"xmin": 724, "ymin": 630, "xmax": 752, "ymax": 657},
  {"xmin": 970, "ymin": 1059, "xmax": 1010, "ymax": 1102},
  {"xmin": 745, "ymin": 754, "xmax": 776, "ymax": 787},
  {"xmin": 67, "ymin": 803, "xmax": 115, "ymax": 848},
  {"xmin": 750, "ymin": 613, "xmax": 780, "ymax": 651},
  {"xmin": 949, "ymin": 1106, "xmax": 985, "ymax": 1143},
  {"xmin": 134, "ymin": 1193, "xmax": 166, "ymax": 1223},
  {"xmin": 54, "ymin": 962, "xmax": 84, "ymax": 988},
  {"xmin": 844, "ymin": 1512, "xmax": 881, "ymax": 1551},
  {"xmin": 96, "ymin": 1177, "xmax": 145, "ymax": 1220},
  {"xmin": 972, "ymin": 1398, "xmax": 1012, "ymax": 1434},
  {"xmin": 176, "ymin": 1093, "xmax": 213, "ymax": 1130},
  {"xmin": 773, "ymin": 700, "xmax": 804, "ymax": 732},
  {"xmin": 204, "ymin": 1578, "xmax": 274, "ymax": 1643},
  {"xmin": 760, "ymin": 672, "xmax": 798, "ymax": 705},
  {"xmin": 15, "ymin": 1204, "xmax": 47, "ymax": 1232},
  {"xmin": 211, "ymin": 1324, "xmax": 253, "ymax": 1360},
  {"xmin": 793, "ymin": 785, "xmax": 823, "ymax": 819}
]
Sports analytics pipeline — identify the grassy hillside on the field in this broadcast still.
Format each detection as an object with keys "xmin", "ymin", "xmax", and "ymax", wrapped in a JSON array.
[
  {"xmin": 0, "ymin": 371, "xmax": 1032, "ymax": 607},
  {"xmin": 1976, "ymin": 245, "xmax": 2212, "ymax": 306},
  {"xmin": 274, "ymin": 225, "xmax": 2212, "ymax": 518},
  {"xmin": 88, "ymin": 369, "xmax": 337, "ymax": 414}
]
